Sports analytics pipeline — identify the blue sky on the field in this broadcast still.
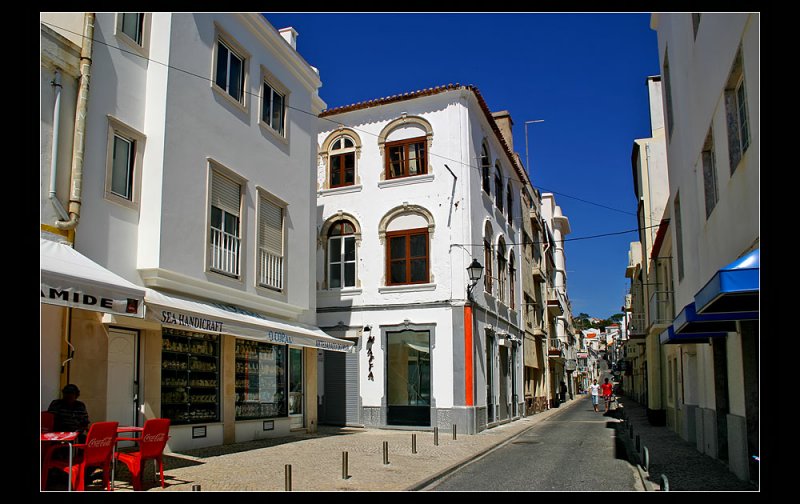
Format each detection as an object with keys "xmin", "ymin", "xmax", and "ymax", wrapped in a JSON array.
[{"xmin": 264, "ymin": 13, "xmax": 661, "ymax": 318}]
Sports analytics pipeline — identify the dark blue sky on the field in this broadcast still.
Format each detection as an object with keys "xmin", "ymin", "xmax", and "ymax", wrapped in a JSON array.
[{"xmin": 265, "ymin": 13, "xmax": 661, "ymax": 318}]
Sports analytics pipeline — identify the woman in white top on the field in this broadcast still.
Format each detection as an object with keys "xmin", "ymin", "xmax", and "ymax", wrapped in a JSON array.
[{"xmin": 588, "ymin": 379, "xmax": 601, "ymax": 412}]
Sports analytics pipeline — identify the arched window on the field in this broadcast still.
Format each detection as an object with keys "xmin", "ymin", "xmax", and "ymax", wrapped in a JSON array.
[
  {"xmin": 497, "ymin": 237, "xmax": 507, "ymax": 304},
  {"xmin": 484, "ymin": 221, "xmax": 493, "ymax": 294},
  {"xmin": 509, "ymin": 251, "xmax": 516, "ymax": 310},
  {"xmin": 329, "ymin": 136, "xmax": 356, "ymax": 188},
  {"xmin": 481, "ymin": 142, "xmax": 491, "ymax": 194},
  {"xmin": 495, "ymin": 163, "xmax": 504, "ymax": 212},
  {"xmin": 327, "ymin": 220, "xmax": 357, "ymax": 288},
  {"xmin": 507, "ymin": 181, "xmax": 514, "ymax": 226}
]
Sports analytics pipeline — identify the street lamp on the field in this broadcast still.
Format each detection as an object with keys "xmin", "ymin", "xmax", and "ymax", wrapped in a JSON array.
[
  {"xmin": 524, "ymin": 119, "xmax": 545, "ymax": 176},
  {"xmin": 466, "ymin": 259, "xmax": 484, "ymax": 301}
]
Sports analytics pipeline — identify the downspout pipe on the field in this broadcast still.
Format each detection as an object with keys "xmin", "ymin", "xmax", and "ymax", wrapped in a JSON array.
[
  {"xmin": 56, "ymin": 12, "xmax": 94, "ymax": 231},
  {"xmin": 49, "ymin": 70, "xmax": 70, "ymax": 221}
]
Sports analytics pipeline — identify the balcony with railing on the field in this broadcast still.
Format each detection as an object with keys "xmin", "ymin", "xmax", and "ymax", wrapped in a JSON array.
[
  {"xmin": 546, "ymin": 287, "xmax": 564, "ymax": 315},
  {"xmin": 210, "ymin": 227, "xmax": 240, "ymax": 277},
  {"xmin": 531, "ymin": 256, "xmax": 545, "ymax": 281},
  {"xmin": 258, "ymin": 247, "xmax": 283, "ymax": 291},
  {"xmin": 626, "ymin": 241, "xmax": 642, "ymax": 278},
  {"xmin": 648, "ymin": 290, "xmax": 674, "ymax": 329},
  {"xmin": 627, "ymin": 312, "xmax": 646, "ymax": 338}
]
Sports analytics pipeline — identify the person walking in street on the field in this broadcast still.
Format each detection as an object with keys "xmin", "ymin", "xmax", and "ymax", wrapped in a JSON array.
[
  {"xmin": 589, "ymin": 379, "xmax": 601, "ymax": 412},
  {"xmin": 560, "ymin": 381, "xmax": 568, "ymax": 403},
  {"xmin": 601, "ymin": 378, "xmax": 613, "ymax": 413}
]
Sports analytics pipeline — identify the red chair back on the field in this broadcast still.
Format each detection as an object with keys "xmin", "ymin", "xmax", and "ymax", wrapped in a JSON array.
[
  {"xmin": 81, "ymin": 421, "xmax": 118, "ymax": 467},
  {"xmin": 41, "ymin": 411, "xmax": 54, "ymax": 433},
  {"xmin": 139, "ymin": 418, "xmax": 170, "ymax": 459}
]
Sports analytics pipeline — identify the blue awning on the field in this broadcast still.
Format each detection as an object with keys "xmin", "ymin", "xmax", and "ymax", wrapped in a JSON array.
[
  {"xmin": 659, "ymin": 325, "xmax": 728, "ymax": 345},
  {"xmin": 694, "ymin": 249, "xmax": 759, "ymax": 315},
  {"xmin": 673, "ymin": 302, "xmax": 757, "ymax": 334}
]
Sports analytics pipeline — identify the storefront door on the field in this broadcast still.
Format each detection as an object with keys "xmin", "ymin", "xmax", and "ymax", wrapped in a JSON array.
[
  {"xmin": 387, "ymin": 330, "xmax": 431, "ymax": 426},
  {"xmin": 499, "ymin": 345, "xmax": 509, "ymax": 420},
  {"xmin": 289, "ymin": 347, "xmax": 304, "ymax": 429},
  {"xmin": 486, "ymin": 333, "xmax": 495, "ymax": 424},
  {"xmin": 107, "ymin": 328, "xmax": 139, "ymax": 440}
]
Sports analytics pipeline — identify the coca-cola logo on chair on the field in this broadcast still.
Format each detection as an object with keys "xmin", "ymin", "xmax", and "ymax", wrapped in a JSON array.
[
  {"xmin": 88, "ymin": 437, "xmax": 113, "ymax": 448},
  {"xmin": 143, "ymin": 433, "xmax": 166, "ymax": 443}
]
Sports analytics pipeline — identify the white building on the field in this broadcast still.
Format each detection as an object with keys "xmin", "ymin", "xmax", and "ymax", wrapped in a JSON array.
[
  {"xmin": 40, "ymin": 13, "xmax": 352, "ymax": 453},
  {"xmin": 540, "ymin": 193, "xmax": 575, "ymax": 403},
  {"xmin": 652, "ymin": 12, "xmax": 759, "ymax": 483},
  {"xmin": 314, "ymin": 84, "xmax": 529, "ymax": 433}
]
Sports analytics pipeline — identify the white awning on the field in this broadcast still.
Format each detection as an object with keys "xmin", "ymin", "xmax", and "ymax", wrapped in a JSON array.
[
  {"xmin": 144, "ymin": 289, "xmax": 354, "ymax": 353},
  {"xmin": 40, "ymin": 238, "xmax": 145, "ymax": 318}
]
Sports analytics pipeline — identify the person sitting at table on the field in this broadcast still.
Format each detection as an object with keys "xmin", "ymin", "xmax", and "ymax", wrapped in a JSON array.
[{"xmin": 48, "ymin": 384, "xmax": 90, "ymax": 440}]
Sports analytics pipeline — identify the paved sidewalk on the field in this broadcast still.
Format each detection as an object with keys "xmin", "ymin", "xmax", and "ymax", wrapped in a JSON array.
[
  {"xmin": 615, "ymin": 396, "xmax": 758, "ymax": 492},
  {"xmin": 105, "ymin": 399, "xmax": 583, "ymax": 492}
]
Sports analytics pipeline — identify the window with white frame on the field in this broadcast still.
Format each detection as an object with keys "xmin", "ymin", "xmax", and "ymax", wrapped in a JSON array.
[
  {"xmin": 509, "ymin": 252, "xmax": 516, "ymax": 310},
  {"xmin": 258, "ymin": 193, "xmax": 284, "ymax": 291},
  {"xmin": 481, "ymin": 142, "xmax": 491, "ymax": 194},
  {"xmin": 495, "ymin": 164, "xmax": 504, "ymax": 212},
  {"xmin": 110, "ymin": 133, "xmax": 135, "ymax": 201},
  {"xmin": 329, "ymin": 136, "xmax": 356, "ymax": 188},
  {"xmin": 327, "ymin": 220, "xmax": 356, "ymax": 289},
  {"xmin": 506, "ymin": 181, "xmax": 514, "ymax": 226},
  {"xmin": 215, "ymin": 39, "xmax": 245, "ymax": 104},
  {"xmin": 120, "ymin": 13, "xmax": 144, "ymax": 46},
  {"xmin": 262, "ymin": 80, "xmax": 285, "ymax": 136},
  {"xmin": 663, "ymin": 50, "xmax": 674, "ymax": 139},
  {"xmin": 497, "ymin": 237, "xmax": 507, "ymax": 304},
  {"xmin": 209, "ymin": 170, "xmax": 242, "ymax": 277},
  {"xmin": 701, "ymin": 128, "xmax": 718, "ymax": 219},
  {"xmin": 725, "ymin": 49, "xmax": 750, "ymax": 174},
  {"xmin": 484, "ymin": 222, "xmax": 493, "ymax": 295},
  {"xmin": 104, "ymin": 116, "xmax": 145, "ymax": 209}
]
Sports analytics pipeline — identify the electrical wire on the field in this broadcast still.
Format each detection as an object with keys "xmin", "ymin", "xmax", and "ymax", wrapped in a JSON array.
[{"xmin": 41, "ymin": 19, "xmax": 639, "ymax": 220}]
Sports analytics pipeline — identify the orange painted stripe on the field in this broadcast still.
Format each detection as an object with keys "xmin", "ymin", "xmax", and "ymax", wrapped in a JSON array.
[{"xmin": 464, "ymin": 305, "xmax": 473, "ymax": 406}]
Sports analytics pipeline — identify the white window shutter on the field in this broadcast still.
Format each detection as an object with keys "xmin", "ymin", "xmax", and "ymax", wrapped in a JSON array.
[
  {"xmin": 211, "ymin": 171, "xmax": 240, "ymax": 217},
  {"xmin": 260, "ymin": 197, "xmax": 283, "ymax": 256}
]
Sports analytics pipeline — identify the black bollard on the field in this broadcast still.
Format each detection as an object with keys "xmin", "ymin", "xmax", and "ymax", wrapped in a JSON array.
[
  {"xmin": 434, "ymin": 427, "xmax": 439, "ymax": 446},
  {"xmin": 635, "ymin": 434, "xmax": 640, "ymax": 453},
  {"xmin": 383, "ymin": 441, "xmax": 389, "ymax": 465},
  {"xmin": 285, "ymin": 464, "xmax": 292, "ymax": 491},
  {"xmin": 412, "ymin": 433, "xmax": 417, "ymax": 454},
  {"xmin": 342, "ymin": 451, "xmax": 349, "ymax": 479},
  {"xmin": 192, "ymin": 484, "xmax": 201, "ymax": 491},
  {"xmin": 642, "ymin": 446, "xmax": 650, "ymax": 472},
  {"xmin": 453, "ymin": 424, "xmax": 457, "ymax": 440},
  {"xmin": 660, "ymin": 474, "xmax": 669, "ymax": 492}
]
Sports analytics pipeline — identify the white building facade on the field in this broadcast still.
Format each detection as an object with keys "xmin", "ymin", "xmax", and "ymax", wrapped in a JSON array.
[
  {"xmin": 314, "ymin": 85, "xmax": 529, "ymax": 433},
  {"xmin": 40, "ymin": 13, "xmax": 353, "ymax": 453},
  {"xmin": 652, "ymin": 12, "xmax": 759, "ymax": 483}
]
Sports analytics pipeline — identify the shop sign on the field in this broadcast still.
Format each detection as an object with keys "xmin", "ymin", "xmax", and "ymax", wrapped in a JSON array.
[{"xmin": 42, "ymin": 285, "xmax": 142, "ymax": 317}]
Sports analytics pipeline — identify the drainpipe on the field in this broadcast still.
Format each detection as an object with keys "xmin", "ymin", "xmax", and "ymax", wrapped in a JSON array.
[
  {"xmin": 56, "ymin": 12, "xmax": 94, "ymax": 231},
  {"xmin": 49, "ymin": 70, "xmax": 70, "ymax": 221}
]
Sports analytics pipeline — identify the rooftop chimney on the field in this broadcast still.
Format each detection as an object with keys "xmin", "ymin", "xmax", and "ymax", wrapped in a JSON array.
[
  {"xmin": 492, "ymin": 110, "xmax": 514, "ymax": 151},
  {"xmin": 279, "ymin": 27, "xmax": 298, "ymax": 50}
]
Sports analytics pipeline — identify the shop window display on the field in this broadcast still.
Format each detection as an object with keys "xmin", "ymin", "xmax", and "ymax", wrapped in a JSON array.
[
  {"xmin": 235, "ymin": 339, "xmax": 288, "ymax": 419},
  {"xmin": 161, "ymin": 328, "xmax": 220, "ymax": 424}
]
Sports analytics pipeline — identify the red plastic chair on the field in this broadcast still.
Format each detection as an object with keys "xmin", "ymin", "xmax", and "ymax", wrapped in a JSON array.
[
  {"xmin": 41, "ymin": 411, "xmax": 55, "ymax": 433},
  {"xmin": 42, "ymin": 421, "xmax": 118, "ymax": 491},
  {"xmin": 114, "ymin": 418, "xmax": 170, "ymax": 491}
]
